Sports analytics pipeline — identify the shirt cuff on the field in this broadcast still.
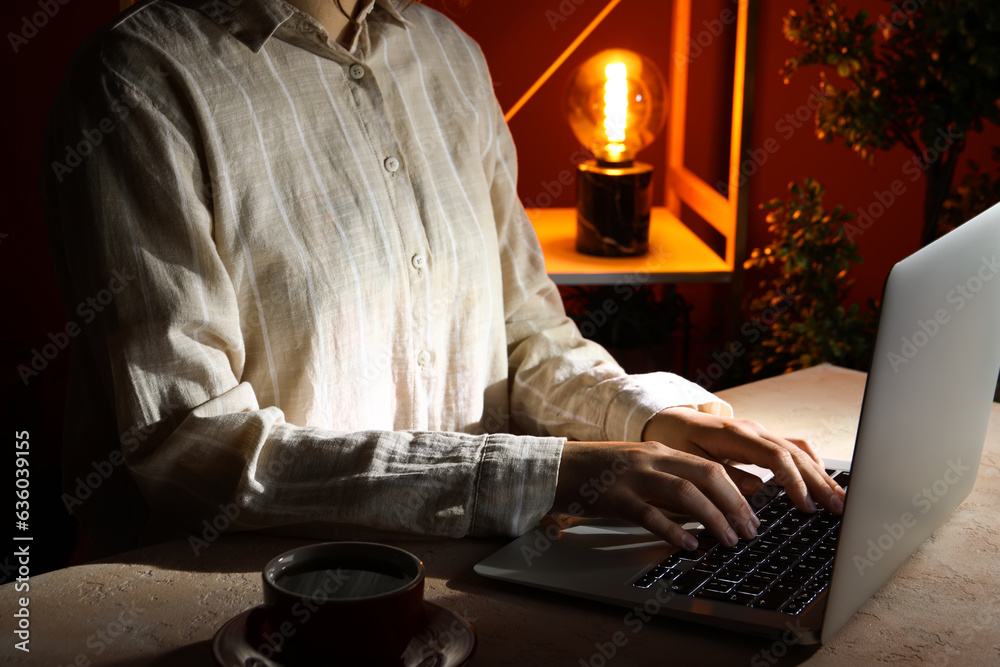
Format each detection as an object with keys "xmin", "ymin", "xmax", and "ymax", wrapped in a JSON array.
[
  {"xmin": 471, "ymin": 433, "xmax": 565, "ymax": 537},
  {"xmin": 604, "ymin": 372, "xmax": 734, "ymax": 443}
]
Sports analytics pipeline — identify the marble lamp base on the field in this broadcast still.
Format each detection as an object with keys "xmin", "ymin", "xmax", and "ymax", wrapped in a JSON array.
[{"xmin": 575, "ymin": 159, "xmax": 653, "ymax": 257}]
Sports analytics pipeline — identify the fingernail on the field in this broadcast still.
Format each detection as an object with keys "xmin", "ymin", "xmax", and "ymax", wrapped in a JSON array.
[
  {"xmin": 831, "ymin": 495, "xmax": 844, "ymax": 513},
  {"xmin": 805, "ymin": 496, "xmax": 817, "ymax": 512},
  {"xmin": 745, "ymin": 519, "xmax": 757, "ymax": 539},
  {"xmin": 751, "ymin": 514, "xmax": 761, "ymax": 528},
  {"xmin": 682, "ymin": 534, "xmax": 699, "ymax": 551},
  {"xmin": 725, "ymin": 527, "xmax": 738, "ymax": 546}
]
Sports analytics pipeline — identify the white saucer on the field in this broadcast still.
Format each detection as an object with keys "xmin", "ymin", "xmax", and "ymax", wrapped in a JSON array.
[{"xmin": 213, "ymin": 601, "xmax": 475, "ymax": 666}]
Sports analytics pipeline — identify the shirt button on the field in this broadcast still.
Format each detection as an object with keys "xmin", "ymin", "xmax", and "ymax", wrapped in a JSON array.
[
  {"xmin": 384, "ymin": 156, "xmax": 400, "ymax": 173},
  {"xmin": 411, "ymin": 254, "xmax": 426, "ymax": 270},
  {"xmin": 417, "ymin": 350, "xmax": 431, "ymax": 366},
  {"xmin": 349, "ymin": 64, "xmax": 365, "ymax": 80}
]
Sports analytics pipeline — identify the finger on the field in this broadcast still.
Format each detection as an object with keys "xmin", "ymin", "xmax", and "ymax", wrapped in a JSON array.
[
  {"xmin": 743, "ymin": 440, "xmax": 817, "ymax": 513},
  {"xmin": 787, "ymin": 437, "xmax": 823, "ymax": 465},
  {"xmin": 683, "ymin": 418, "xmax": 844, "ymax": 515},
  {"xmin": 641, "ymin": 460, "xmax": 755, "ymax": 544},
  {"xmin": 760, "ymin": 435, "xmax": 843, "ymax": 514},
  {"xmin": 801, "ymin": 465, "xmax": 845, "ymax": 514},
  {"xmin": 723, "ymin": 464, "xmax": 765, "ymax": 498},
  {"xmin": 619, "ymin": 495, "xmax": 700, "ymax": 551},
  {"xmin": 703, "ymin": 423, "xmax": 826, "ymax": 514}
]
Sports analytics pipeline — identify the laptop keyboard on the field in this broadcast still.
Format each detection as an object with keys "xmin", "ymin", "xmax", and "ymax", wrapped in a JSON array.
[{"xmin": 632, "ymin": 470, "xmax": 850, "ymax": 615}]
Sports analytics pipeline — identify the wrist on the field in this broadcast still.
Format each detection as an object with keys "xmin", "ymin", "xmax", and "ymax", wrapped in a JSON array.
[{"xmin": 641, "ymin": 405, "xmax": 697, "ymax": 442}]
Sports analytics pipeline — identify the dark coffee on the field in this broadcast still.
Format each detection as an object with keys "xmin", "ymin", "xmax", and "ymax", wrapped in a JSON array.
[{"xmin": 276, "ymin": 562, "xmax": 414, "ymax": 599}]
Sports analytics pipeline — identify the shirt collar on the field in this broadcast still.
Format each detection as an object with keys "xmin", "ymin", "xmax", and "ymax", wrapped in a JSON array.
[{"xmin": 194, "ymin": 0, "xmax": 411, "ymax": 53}]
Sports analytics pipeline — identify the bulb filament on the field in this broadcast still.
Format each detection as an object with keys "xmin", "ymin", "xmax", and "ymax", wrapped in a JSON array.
[{"xmin": 603, "ymin": 62, "xmax": 627, "ymax": 160}]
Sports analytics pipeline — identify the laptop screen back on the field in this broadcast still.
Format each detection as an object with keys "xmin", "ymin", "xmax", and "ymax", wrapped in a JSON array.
[{"xmin": 822, "ymin": 204, "xmax": 1000, "ymax": 641}]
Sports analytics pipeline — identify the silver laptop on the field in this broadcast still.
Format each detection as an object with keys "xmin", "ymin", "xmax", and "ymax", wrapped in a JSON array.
[{"xmin": 475, "ymin": 203, "xmax": 1000, "ymax": 644}]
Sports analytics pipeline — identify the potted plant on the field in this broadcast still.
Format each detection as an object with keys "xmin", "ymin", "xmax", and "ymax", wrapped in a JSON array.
[
  {"xmin": 782, "ymin": 0, "xmax": 1000, "ymax": 246},
  {"xmin": 743, "ymin": 178, "xmax": 876, "ymax": 377}
]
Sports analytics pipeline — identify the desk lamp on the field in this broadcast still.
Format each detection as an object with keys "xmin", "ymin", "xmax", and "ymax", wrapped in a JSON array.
[{"xmin": 564, "ymin": 49, "xmax": 667, "ymax": 256}]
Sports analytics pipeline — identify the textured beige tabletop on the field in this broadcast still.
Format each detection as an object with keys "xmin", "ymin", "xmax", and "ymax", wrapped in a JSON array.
[{"xmin": 2, "ymin": 365, "xmax": 999, "ymax": 666}]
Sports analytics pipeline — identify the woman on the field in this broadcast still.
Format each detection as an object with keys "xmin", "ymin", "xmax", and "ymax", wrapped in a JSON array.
[{"xmin": 40, "ymin": 0, "xmax": 843, "ymax": 558}]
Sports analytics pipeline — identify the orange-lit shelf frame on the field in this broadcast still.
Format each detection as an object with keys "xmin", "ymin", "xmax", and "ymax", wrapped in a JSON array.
[
  {"xmin": 526, "ymin": 206, "xmax": 730, "ymax": 285},
  {"xmin": 522, "ymin": 0, "xmax": 757, "ymax": 287}
]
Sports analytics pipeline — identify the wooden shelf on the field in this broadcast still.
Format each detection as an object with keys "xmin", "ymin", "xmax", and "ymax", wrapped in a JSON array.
[{"xmin": 526, "ymin": 206, "xmax": 732, "ymax": 285}]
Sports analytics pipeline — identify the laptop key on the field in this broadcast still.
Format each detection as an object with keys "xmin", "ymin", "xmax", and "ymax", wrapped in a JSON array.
[
  {"xmin": 749, "ymin": 485, "xmax": 784, "ymax": 511},
  {"xmin": 783, "ymin": 543, "xmax": 810, "ymax": 556},
  {"xmin": 695, "ymin": 589, "xmax": 758, "ymax": 606},
  {"xmin": 661, "ymin": 555, "xmax": 684, "ymax": 568},
  {"xmin": 698, "ymin": 534, "xmax": 720, "ymax": 551},
  {"xmin": 782, "ymin": 600, "xmax": 808, "ymax": 615},
  {"xmin": 735, "ymin": 581, "xmax": 767, "ymax": 597},
  {"xmin": 770, "ymin": 496, "xmax": 795, "ymax": 512},
  {"xmin": 737, "ymin": 549, "xmax": 768, "ymax": 563},
  {"xmin": 714, "ymin": 568, "xmax": 746, "ymax": 585},
  {"xmin": 714, "ymin": 543, "xmax": 747, "ymax": 559},
  {"xmin": 783, "ymin": 587, "xmax": 823, "ymax": 615},
  {"xmin": 670, "ymin": 569, "xmax": 714, "ymax": 595},
  {"xmin": 770, "ymin": 553, "xmax": 799, "ymax": 568},
  {"xmin": 704, "ymin": 553, "xmax": 731, "ymax": 566},
  {"xmin": 773, "ymin": 580, "xmax": 801, "ymax": 595},
  {"xmin": 815, "ymin": 543, "xmax": 837, "ymax": 556},
  {"xmin": 801, "ymin": 580, "xmax": 829, "ymax": 597},
  {"xmin": 804, "ymin": 554, "xmax": 831, "ymax": 568},
  {"xmin": 757, "ymin": 561, "xmax": 789, "ymax": 578},
  {"xmin": 784, "ymin": 510, "xmax": 813, "ymax": 527},
  {"xmin": 755, "ymin": 516, "xmax": 778, "ymax": 533},
  {"xmin": 782, "ymin": 570, "xmax": 813, "ymax": 585},
  {"xmin": 772, "ymin": 523, "xmax": 801, "ymax": 538},
  {"xmin": 763, "ymin": 537, "xmax": 787, "ymax": 551},
  {"xmin": 697, "ymin": 558, "xmax": 725, "ymax": 573},
  {"xmin": 792, "ymin": 562, "xmax": 823, "ymax": 578},
  {"xmin": 753, "ymin": 590, "xmax": 791, "ymax": 611},
  {"xmin": 700, "ymin": 580, "xmax": 735, "ymax": 595},
  {"xmin": 726, "ymin": 560, "xmax": 757, "ymax": 575},
  {"xmin": 800, "ymin": 524, "xmax": 829, "ymax": 539},
  {"xmin": 649, "ymin": 564, "xmax": 674, "ymax": 579},
  {"xmin": 788, "ymin": 535, "xmax": 816, "ymax": 550}
]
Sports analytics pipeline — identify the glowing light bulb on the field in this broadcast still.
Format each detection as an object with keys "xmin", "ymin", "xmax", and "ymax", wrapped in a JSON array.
[
  {"xmin": 564, "ymin": 49, "xmax": 667, "ymax": 257},
  {"xmin": 564, "ymin": 49, "xmax": 667, "ymax": 165}
]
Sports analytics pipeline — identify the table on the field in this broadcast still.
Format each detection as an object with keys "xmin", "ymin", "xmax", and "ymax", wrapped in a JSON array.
[{"xmin": 3, "ymin": 365, "xmax": 999, "ymax": 666}]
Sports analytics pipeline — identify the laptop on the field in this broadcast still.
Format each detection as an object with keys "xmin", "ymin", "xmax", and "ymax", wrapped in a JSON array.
[{"xmin": 475, "ymin": 203, "xmax": 1000, "ymax": 644}]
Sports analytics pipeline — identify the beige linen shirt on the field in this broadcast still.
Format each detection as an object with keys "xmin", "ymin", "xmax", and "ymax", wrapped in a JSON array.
[{"xmin": 39, "ymin": 0, "xmax": 731, "ymax": 555}]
